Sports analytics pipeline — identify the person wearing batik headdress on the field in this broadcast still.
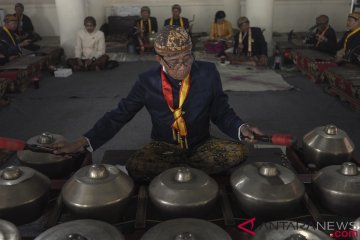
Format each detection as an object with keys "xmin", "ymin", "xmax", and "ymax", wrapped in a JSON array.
[
  {"xmin": 133, "ymin": 6, "xmax": 158, "ymax": 54},
  {"xmin": 164, "ymin": 4, "xmax": 190, "ymax": 32},
  {"xmin": 0, "ymin": 15, "xmax": 31, "ymax": 64},
  {"xmin": 52, "ymin": 25, "xmax": 263, "ymax": 182},
  {"xmin": 13, "ymin": 3, "xmax": 41, "ymax": 44},
  {"xmin": 336, "ymin": 12, "xmax": 360, "ymax": 65},
  {"xmin": 233, "ymin": 17, "xmax": 268, "ymax": 66}
]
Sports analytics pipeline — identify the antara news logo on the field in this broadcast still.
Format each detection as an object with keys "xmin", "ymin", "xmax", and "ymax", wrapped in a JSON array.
[{"xmin": 237, "ymin": 218, "xmax": 359, "ymax": 239}]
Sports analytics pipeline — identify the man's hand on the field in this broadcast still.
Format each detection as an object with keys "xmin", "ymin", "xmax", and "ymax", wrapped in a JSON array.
[
  {"xmin": 19, "ymin": 33, "xmax": 30, "ymax": 41},
  {"xmin": 9, "ymin": 55, "xmax": 19, "ymax": 61},
  {"xmin": 52, "ymin": 137, "xmax": 88, "ymax": 155},
  {"xmin": 19, "ymin": 39, "xmax": 31, "ymax": 47},
  {"xmin": 354, "ymin": 53, "xmax": 360, "ymax": 62},
  {"xmin": 134, "ymin": 27, "xmax": 143, "ymax": 35},
  {"xmin": 335, "ymin": 50, "xmax": 345, "ymax": 63},
  {"xmin": 316, "ymin": 34, "xmax": 327, "ymax": 43},
  {"xmin": 235, "ymin": 44, "xmax": 244, "ymax": 55},
  {"xmin": 241, "ymin": 124, "xmax": 264, "ymax": 143}
]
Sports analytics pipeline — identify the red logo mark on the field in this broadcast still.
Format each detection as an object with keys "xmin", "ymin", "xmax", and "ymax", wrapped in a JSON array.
[{"xmin": 237, "ymin": 217, "xmax": 256, "ymax": 236}]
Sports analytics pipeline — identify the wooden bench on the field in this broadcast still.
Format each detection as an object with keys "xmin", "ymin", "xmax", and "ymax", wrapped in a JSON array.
[
  {"xmin": 0, "ymin": 55, "xmax": 46, "ymax": 92},
  {"xmin": 321, "ymin": 64, "xmax": 360, "ymax": 111},
  {"xmin": 36, "ymin": 46, "xmax": 63, "ymax": 67},
  {"xmin": 291, "ymin": 49, "xmax": 337, "ymax": 83},
  {"xmin": 0, "ymin": 47, "xmax": 63, "ymax": 92},
  {"xmin": 107, "ymin": 16, "xmax": 140, "ymax": 52}
]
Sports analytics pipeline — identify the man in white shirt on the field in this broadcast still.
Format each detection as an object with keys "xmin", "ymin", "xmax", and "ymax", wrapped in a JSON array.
[{"xmin": 67, "ymin": 16, "xmax": 109, "ymax": 71}]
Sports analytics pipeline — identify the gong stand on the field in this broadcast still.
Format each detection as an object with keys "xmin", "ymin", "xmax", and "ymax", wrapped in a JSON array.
[
  {"xmin": 134, "ymin": 185, "xmax": 148, "ymax": 229},
  {"xmin": 286, "ymin": 146, "xmax": 359, "ymax": 233},
  {"xmin": 219, "ymin": 184, "xmax": 236, "ymax": 227}
]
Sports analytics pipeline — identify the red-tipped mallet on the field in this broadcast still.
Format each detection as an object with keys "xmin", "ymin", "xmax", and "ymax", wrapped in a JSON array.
[
  {"xmin": 252, "ymin": 133, "xmax": 297, "ymax": 146},
  {"xmin": 0, "ymin": 137, "xmax": 56, "ymax": 154}
]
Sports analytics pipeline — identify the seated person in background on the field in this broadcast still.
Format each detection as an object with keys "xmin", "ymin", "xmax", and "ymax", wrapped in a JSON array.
[
  {"xmin": 336, "ymin": 12, "xmax": 360, "ymax": 65},
  {"xmin": 304, "ymin": 15, "xmax": 337, "ymax": 55},
  {"xmin": 164, "ymin": 4, "xmax": 190, "ymax": 32},
  {"xmin": 233, "ymin": 17, "xmax": 268, "ymax": 66},
  {"xmin": 67, "ymin": 16, "xmax": 109, "ymax": 71},
  {"xmin": 205, "ymin": 11, "xmax": 233, "ymax": 55},
  {"xmin": 14, "ymin": 3, "xmax": 41, "ymax": 51},
  {"xmin": 133, "ymin": 6, "xmax": 158, "ymax": 54},
  {"xmin": 0, "ymin": 15, "xmax": 31, "ymax": 64}
]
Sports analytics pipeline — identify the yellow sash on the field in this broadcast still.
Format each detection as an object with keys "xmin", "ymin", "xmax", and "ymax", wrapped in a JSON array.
[
  {"xmin": 344, "ymin": 27, "xmax": 360, "ymax": 52},
  {"xmin": 316, "ymin": 25, "xmax": 329, "ymax": 47},
  {"xmin": 170, "ymin": 17, "xmax": 184, "ymax": 28},
  {"xmin": 161, "ymin": 70, "xmax": 190, "ymax": 149},
  {"xmin": 2, "ymin": 26, "xmax": 16, "ymax": 46},
  {"xmin": 140, "ymin": 19, "xmax": 151, "ymax": 38},
  {"xmin": 239, "ymin": 28, "xmax": 252, "ymax": 56}
]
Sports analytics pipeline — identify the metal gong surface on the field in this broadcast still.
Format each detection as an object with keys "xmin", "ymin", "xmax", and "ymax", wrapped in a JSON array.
[
  {"xmin": 302, "ymin": 125, "xmax": 354, "ymax": 167},
  {"xmin": 17, "ymin": 133, "xmax": 69, "ymax": 164},
  {"xmin": 230, "ymin": 162, "xmax": 305, "ymax": 203},
  {"xmin": 0, "ymin": 166, "xmax": 50, "ymax": 209},
  {"xmin": 313, "ymin": 162, "xmax": 360, "ymax": 216},
  {"xmin": 140, "ymin": 218, "xmax": 232, "ymax": 240},
  {"xmin": 0, "ymin": 219, "xmax": 21, "ymax": 240},
  {"xmin": 62, "ymin": 164, "xmax": 134, "ymax": 207},
  {"xmin": 230, "ymin": 162, "xmax": 305, "ymax": 217},
  {"xmin": 34, "ymin": 219, "xmax": 125, "ymax": 240},
  {"xmin": 61, "ymin": 164, "xmax": 134, "ymax": 224},
  {"xmin": 253, "ymin": 221, "xmax": 331, "ymax": 240},
  {"xmin": 149, "ymin": 167, "xmax": 218, "ymax": 211}
]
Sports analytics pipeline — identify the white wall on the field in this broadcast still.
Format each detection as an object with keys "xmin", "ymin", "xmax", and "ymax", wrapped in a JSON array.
[
  {"xmin": 86, "ymin": 0, "xmax": 107, "ymax": 29},
  {"xmin": 104, "ymin": 0, "xmax": 224, "ymax": 33},
  {"xmin": 55, "ymin": 0, "xmax": 86, "ymax": 57},
  {"xmin": 273, "ymin": 0, "xmax": 350, "ymax": 33},
  {"xmin": 0, "ymin": 0, "xmax": 352, "ymax": 36}
]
